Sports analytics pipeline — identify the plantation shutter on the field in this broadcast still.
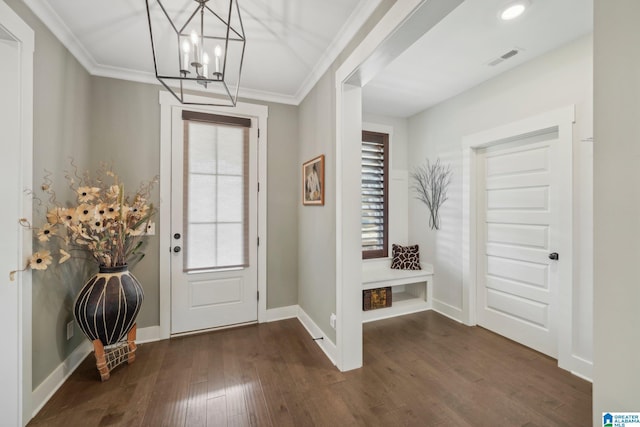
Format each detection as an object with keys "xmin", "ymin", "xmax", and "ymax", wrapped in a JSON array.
[{"xmin": 361, "ymin": 130, "xmax": 389, "ymax": 259}]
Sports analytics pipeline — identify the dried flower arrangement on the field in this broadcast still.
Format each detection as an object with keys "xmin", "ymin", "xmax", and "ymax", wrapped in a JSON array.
[
  {"xmin": 10, "ymin": 163, "xmax": 157, "ymax": 279},
  {"xmin": 411, "ymin": 158, "xmax": 452, "ymax": 230}
]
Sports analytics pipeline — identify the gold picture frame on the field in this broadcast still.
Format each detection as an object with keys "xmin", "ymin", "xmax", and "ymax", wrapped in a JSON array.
[{"xmin": 303, "ymin": 155, "xmax": 324, "ymax": 205}]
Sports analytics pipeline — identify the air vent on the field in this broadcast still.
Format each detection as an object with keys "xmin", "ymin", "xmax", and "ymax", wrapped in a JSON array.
[{"xmin": 488, "ymin": 48, "xmax": 521, "ymax": 66}]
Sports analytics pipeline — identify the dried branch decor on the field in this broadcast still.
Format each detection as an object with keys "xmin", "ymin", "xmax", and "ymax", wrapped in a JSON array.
[{"xmin": 411, "ymin": 158, "xmax": 452, "ymax": 230}]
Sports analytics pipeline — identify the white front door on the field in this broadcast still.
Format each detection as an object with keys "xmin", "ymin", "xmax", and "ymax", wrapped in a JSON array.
[
  {"xmin": 170, "ymin": 107, "xmax": 258, "ymax": 334},
  {"xmin": 476, "ymin": 131, "xmax": 566, "ymax": 358}
]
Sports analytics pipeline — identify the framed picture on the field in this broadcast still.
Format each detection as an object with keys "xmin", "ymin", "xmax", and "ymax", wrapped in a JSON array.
[{"xmin": 303, "ymin": 154, "xmax": 324, "ymax": 205}]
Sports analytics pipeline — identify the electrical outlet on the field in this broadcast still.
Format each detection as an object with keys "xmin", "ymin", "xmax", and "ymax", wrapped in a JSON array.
[
  {"xmin": 146, "ymin": 222, "xmax": 156, "ymax": 235},
  {"xmin": 330, "ymin": 313, "xmax": 336, "ymax": 329},
  {"xmin": 66, "ymin": 321, "xmax": 74, "ymax": 340}
]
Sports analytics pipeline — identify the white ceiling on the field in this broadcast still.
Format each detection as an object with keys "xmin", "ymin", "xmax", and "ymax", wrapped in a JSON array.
[
  {"xmin": 363, "ymin": 0, "xmax": 593, "ymax": 118},
  {"xmin": 23, "ymin": 1, "xmax": 593, "ymax": 114},
  {"xmin": 23, "ymin": 0, "xmax": 380, "ymax": 105}
]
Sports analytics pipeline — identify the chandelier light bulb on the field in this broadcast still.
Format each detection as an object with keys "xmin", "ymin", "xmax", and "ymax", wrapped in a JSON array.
[
  {"xmin": 181, "ymin": 41, "xmax": 190, "ymax": 71},
  {"xmin": 190, "ymin": 29, "xmax": 200, "ymax": 64},
  {"xmin": 202, "ymin": 52, "xmax": 209, "ymax": 77},
  {"xmin": 214, "ymin": 44, "xmax": 222, "ymax": 74}
]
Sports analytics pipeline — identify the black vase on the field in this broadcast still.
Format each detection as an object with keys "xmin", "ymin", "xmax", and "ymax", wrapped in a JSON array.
[{"xmin": 73, "ymin": 265, "xmax": 144, "ymax": 346}]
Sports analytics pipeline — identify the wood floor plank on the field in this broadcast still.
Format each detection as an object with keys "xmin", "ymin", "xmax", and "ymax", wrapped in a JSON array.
[
  {"xmin": 185, "ymin": 381, "xmax": 208, "ymax": 427},
  {"xmin": 29, "ymin": 311, "xmax": 591, "ymax": 427},
  {"xmin": 206, "ymin": 395, "xmax": 227, "ymax": 427}
]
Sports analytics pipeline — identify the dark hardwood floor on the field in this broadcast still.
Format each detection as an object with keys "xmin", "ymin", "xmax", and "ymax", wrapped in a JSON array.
[{"xmin": 28, "ymin": 311, "xmax": 591, "ymax": 426}]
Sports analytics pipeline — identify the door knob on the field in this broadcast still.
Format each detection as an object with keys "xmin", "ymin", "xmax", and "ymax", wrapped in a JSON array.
[
  {"xmin": 548, "ymin": 252, "xmax": 559, "ymax": 260},
  {"xmin": 173, "ymin": 246, "xmax": 181, "ymax": 253}
]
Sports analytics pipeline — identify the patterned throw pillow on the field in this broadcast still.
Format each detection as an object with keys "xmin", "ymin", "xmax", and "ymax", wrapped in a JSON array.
[{"xmin": 390, "ymin": 244, "xmax": 421, "ymax": 270}]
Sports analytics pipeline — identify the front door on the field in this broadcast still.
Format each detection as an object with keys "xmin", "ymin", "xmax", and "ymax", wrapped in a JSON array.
[
  {"xmin": 476, "ymin": 131, "xmax": 565, "ymax": 358},
  {"xmin": 170, "ymin": 108, "xmax": 258, "ymax": 334}
]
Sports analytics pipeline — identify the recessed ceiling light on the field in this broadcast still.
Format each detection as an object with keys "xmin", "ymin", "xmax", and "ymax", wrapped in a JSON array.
[{"xmin": 499, "ymin": 1, "xmax": 530, "ymax": 21}]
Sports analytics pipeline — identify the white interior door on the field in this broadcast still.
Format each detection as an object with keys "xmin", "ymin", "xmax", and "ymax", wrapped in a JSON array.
[
  {"xmin": 0, "ymin": 5, "xmax": 33, "ymax": 423},
  {"xmin": 170, "ymin": 107, "xmax": 258, "ymax": 334},
  {"xmin": 476, "ymin": 130, "xmax": 566, "ymax": 358},
  {"xmin": 0, "ymin": 32, "xmax": 23, "ymax": 425}
]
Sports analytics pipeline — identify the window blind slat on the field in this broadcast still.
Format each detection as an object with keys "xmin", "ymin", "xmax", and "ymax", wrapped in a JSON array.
[{"xmin": 361, "ymin": 130, "xmax": 389, "ymax": 259}]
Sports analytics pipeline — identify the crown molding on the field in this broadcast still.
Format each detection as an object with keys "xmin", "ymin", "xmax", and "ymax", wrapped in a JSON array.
[
  {"xmin": 237, "ymin": 86, "xmax": 299, "ymax": 106},
  {"xmin": 91, "ymin": 64, "xmax": 158, "ymax": 86},
  {"xmin": 24, "ymin": 0, "xmax": 381, "ymax": 107},
  {"xmin": 90, "ymin": 64, "xmax": 299, "ymax": 106},
  {"xmin": 293, "ymin": 0, "xmax": 383, "ymax": 104}
]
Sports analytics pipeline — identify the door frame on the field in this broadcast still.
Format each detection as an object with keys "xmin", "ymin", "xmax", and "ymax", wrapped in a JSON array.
[
  {"xmin": 461, "ymin": 105, "xmax": 574, "ymax": 370},
  {"xmin": 334, "ymin": 0, "xmax": 463, "ymax": 371},
  {"xmin": 158, "ymin": 91, "xmax": 268, "ymax": 339},
  {"xmin": 0, "ymin": 1, "xmax": 34, "ymax": 424}
]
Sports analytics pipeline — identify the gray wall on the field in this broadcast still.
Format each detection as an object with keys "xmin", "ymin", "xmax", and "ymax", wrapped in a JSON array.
[
  {"xmin": 90, "ymin": 77, "xmax": 300, "ymax": 327},
  {"xmin": 9, "ymin": 0, "xmax": 299, "ymax": 390},
  {"xmin": 89, "ymin": 77, "xmax": 162, "ymax": 327},
  {"xmin": 593, "ymin": 0, "xmax": 640, "ymax": 421},
  {"xmin": 297, "ymin": 0, "xmax": 397, "ymax": 344},
  {"xmin": 263, "ymin": 102, "xmax": 299, "ymax": 309},
  {"xmin": 4, "ymin": 0, "xmax": 93, "ymax": 389}
]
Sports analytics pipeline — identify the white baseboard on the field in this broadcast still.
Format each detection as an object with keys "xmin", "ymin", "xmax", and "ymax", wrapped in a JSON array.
[
  {"xmin": 136, "ymin": 325, "xmax": 161, "ymax": 344},
  {"xmin": 265, "ymin": 305, "xmax": 299, "ymax": 322},
  {"xmin": 431, "ymin": 299, "xmax": 464, "ymax": 323},
  {"xmin": 568, "ymin": 354, "xmax": 593, "ymax": 382},
  {"xmin": 31, "ymin": 340, "xmax": 92, "ymax": 418},
  {"xmin": 30, "ymin": 324, "xmax": 161, "ymax": 419},
  {"xmin": 296, "ymin": 307, "xmax": 337, "ymax": 366}
]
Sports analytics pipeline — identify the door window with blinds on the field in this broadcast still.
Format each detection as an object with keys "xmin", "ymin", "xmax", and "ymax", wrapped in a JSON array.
[
  {"xmin": 182, "ymin": 110, "xmax": 251, "ymax": 271},
  {"xmin": 361, "ymin": 130, "xmax": 389, "ymax": 259}
]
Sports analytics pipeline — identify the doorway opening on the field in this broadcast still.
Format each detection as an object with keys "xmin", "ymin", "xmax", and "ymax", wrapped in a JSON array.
[{"xmin": 334, "ymin": 0, "xmax": 463, "ymax": 371}]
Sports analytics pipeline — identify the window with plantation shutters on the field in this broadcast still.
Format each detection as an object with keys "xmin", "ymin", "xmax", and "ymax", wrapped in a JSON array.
[{"xmin": 362, "ymin": 130, "xmax": 389, "ymax": 259}]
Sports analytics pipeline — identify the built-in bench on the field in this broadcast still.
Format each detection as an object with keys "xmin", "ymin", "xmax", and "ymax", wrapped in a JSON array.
[{"xmin": 361, "ymin": 259, "xmax": 434, "ymax": 322}]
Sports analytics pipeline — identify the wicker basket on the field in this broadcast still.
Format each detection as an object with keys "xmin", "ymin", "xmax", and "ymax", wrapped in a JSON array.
[{"xmin": 363, "ymin": 287, "xmax": 392, "ymax": 311}]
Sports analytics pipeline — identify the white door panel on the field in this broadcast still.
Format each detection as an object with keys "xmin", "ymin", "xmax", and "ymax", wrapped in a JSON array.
[
  {"xmin": 170, "ymin": 108, "xmax": 258, "ymax": 334},
  {"xmin": 486, "ymin": 187, "xmax": 549, "ymax": 210},
  {"xmin": 485, "ymin": 289, "xmax": 548, "ymax": 325},
  {"xmin": 485, "ymin": 146, "xmax": 549, "ymax": 177},
  {"xmin": 486, "ymin": 211, "xmax": 550, "ymax": 225},
  {"xmin": 486, "ymin": 256, "xmax": 549, "ymax": 288},
  {"xmin": 477, "ymin": 135, "xmax": 561, "ymax": 358},
  {"xmin": 486, "ymin": 245, "xmax": 551, "ymax": 266},
  {"xmin": 485, "ymin": 275, "xmax": 550, "ymax": 303},
  {"xmin": 487, "ymin": 223, "xmax": 549, "ymax": 248}
]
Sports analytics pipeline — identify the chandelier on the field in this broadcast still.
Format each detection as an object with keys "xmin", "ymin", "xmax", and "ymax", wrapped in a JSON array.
[{"xmin": 145, "ymin": 0, "xmax": 246, "ymax": 106}]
